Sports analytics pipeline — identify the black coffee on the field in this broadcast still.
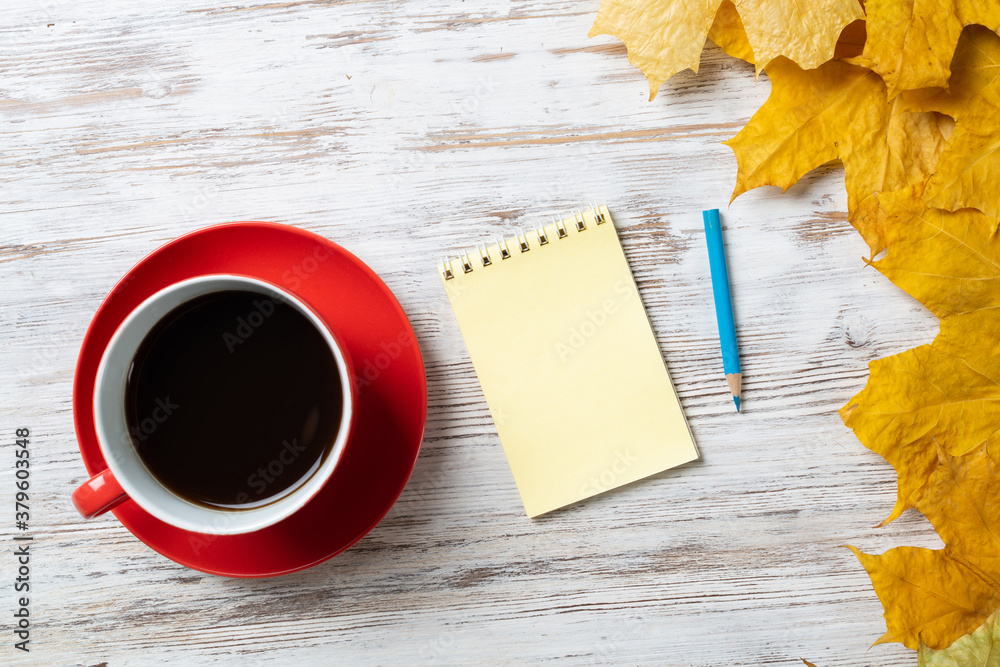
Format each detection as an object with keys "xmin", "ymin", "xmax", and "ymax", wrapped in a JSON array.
[{"xmin": 125, "ymin": 289, "xmax": 343, "ymax": 510}]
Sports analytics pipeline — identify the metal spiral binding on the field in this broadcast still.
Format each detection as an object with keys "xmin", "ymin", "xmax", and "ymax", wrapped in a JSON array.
[
  {"xmin": 496, "ymin": 235, "xmax": 511, "ymax": 259},
  {"xmin": 477, "ymin": 243, "xmax": 492, "ymax": 267},
  {"xmin": 440, "ymin": 203, "xmax": 607, "ymax": 280}
]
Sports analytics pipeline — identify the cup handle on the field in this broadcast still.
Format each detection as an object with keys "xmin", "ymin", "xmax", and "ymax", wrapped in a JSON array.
[{"xmin": 72, "ymin": 468, "xmax": 128, "ymax": 518}]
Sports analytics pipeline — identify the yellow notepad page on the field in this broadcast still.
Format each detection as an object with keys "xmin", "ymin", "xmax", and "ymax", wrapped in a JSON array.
[{"xmin": 440, "ymin": 206, "xmax": 698, "ymax": 517}]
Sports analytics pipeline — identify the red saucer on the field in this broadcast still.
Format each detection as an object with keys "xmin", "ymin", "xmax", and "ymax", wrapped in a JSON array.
[{"xmin": 73, "ymin": 222, "xmax": 427, "ymax": 577}]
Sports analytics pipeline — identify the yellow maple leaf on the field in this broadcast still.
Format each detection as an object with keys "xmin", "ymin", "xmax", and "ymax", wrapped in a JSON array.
[
  {"xmin": 843, "ymin": 189, "xmax": 1000, "ymax": 649},
  {"xmin": 724, "ymin": 61, "xmax": 947, "ymax": 253},
  {"xmin": 708, "ymin": 3, "xmax": 867, "ymax": 66},
  {"xmin": 918, "ymin": 608, "xmax": 1000, "ymax": 666},
  {"xmin": 841, "ymin": 187, "xmax": 1000, "ymax": 522},
  {"xmin": 848, "ymin": 541, "xmax": 1000, "ymax": 650},
  {"xmin": 849, "ymin": 442, "xmax": 1000, "ymax": 650},
  {"xmin": 900, "ymin": 26, "xmax": 1000, "ymax": 231},
  {"xmin": 861, "ymin": 0, "xmax": 1000, "ymax": 97},
  {"xmin": 589, "ymin": 0, "xmax": 863, "ymax": 99},
  {"xmin": 917, "ymin": 442, "xmax": 1000, "ymax": 587},
  {"xmin": 708, "ymin": 1, "xmax": 756, "ymax": 65}
]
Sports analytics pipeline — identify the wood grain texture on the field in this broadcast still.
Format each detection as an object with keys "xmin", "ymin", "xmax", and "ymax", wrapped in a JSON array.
[{"xmin": 0, "ymin": 1, "xmax": 942, "ymax": 664}]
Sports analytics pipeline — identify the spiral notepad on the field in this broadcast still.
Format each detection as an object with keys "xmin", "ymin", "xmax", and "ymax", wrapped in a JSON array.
[{"xmin": 439, "ymin": 205, "xmax": 698, "ymax": 517}]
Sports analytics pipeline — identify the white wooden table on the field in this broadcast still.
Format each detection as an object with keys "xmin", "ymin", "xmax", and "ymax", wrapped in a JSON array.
[{"xmin": 0, "ymin": 1, "xmax": 943, "ymax": 664}]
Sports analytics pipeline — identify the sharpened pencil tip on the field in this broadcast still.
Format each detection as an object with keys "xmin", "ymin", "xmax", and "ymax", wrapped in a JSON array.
[{"xmin": 734, "ymin": 396, "xmax": 741, "ymax": 412}]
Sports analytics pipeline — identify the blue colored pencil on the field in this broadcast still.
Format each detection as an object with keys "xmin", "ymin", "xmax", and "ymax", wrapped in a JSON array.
[{"xmin": 702, "ymin": 209, "xmax": 742, "ymax": 412}]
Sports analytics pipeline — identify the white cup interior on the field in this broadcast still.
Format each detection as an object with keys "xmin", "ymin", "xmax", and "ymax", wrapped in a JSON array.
[{"xmin": 94, "ymin": 275, "xmax": 353, "ymax": 535}]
